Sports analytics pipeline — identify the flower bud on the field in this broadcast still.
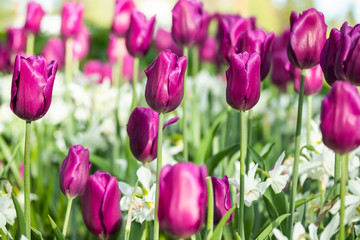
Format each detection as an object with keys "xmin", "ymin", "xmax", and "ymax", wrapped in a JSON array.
[
  {"xmin": 59, "ymin": 145, "xmax": 91, "ymax": 198},
  {"xmin": 145, "ymin": 50, "xmax": 187, "ymax": 113},
  {"xmin": 81, "ymin": 171, "xmax": 122, "ymax": 239},
  {"xmin": 0, "ymin": 43, "xmax": 10, "ymax": 71},
  {"xmin": 42, "ymin": 37, "xmax": 65, "ymax": 69},
  {"xmin": 84, "ymin": 60, "xmax": 112, "ymax": 84},
  {"xmin": 271, "ymin": 51, "xmax": 291, "ymax": 92},
  {"xmin": 73, "ymin": 26, "xmax": 90, "ymax": 60},
  {"xmin": 10, "ymin": 55, "xmax": 58, "ymax": 121},
  {"xmin": 24, "ymin": 2, "xmax": 45, "ymax": 34},
  {"xmin": 61, "ymin": 2, "xmax": 84, "ymax": 37},
  {"xmin": 199, "ymin": 37, "xmax": 219, "ymax": 64},
  {"xmin": 154, "ymin": 28, "xmax": 183, "ymax": 57},
  {"xmin": 7, "ymin": 28, "xmax": 26, "ymax": 53},
  {"xmin": 320, "ymin": 81, "xmax": 360, "ymax": 154},
  {"xmin": 211, "ymin": 176, "xmax": 233, "ymax": 225},
  {"xmin": 226, "ymin": 52, "xmax": 261, "ymax": 111},
  {"xmin": 287, "ymin": 8, "xmax": 327, "ymax": 69},
  {"xmin": 111, "ymin": 0, "xmax": 136, "ymax": 37},
  {"xmin": 158, "ymin": 163, "xmax": 208, "ymax": 238},
  {"xmin": 292, "ymin": 64, "xmax": 323, "ymax": 96},
  {"xmin": 125, "ymin": 11, "xmax": 155, "ymax": 57}
]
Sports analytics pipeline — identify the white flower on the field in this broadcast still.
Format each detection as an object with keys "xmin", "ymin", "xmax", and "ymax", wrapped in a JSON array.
[
  {"xmin": 266, "ymin": 152, "xmax": 289, "ymax": 194},
  {"xmin": 20, "ymin": 235, "xmax": 28, "ymax": 240},
  {"xmin": 148, "ymin": 140, "xmax": 181, "ymax": 175},
  {"xmin": 273, "ymin": 222, "xmax": 306, "ymax": 240},
  {"xmin": 0, "ymin": 191, "xmax": 16, "ymax": 239},
  {"xmin": 308, "ymin": 213, "xmax": 339, "ymax": 240}
]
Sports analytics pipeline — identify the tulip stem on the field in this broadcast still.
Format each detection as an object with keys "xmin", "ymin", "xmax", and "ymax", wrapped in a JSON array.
[
  {"xmin": 125, "ymin": 181, "xmax": 139, "ymax": 240},
  {"xmin": 206, "ymin": 177, "xmax": 214, "ymax": 239},
  {"xmin": 114, "ymin": 38, "xmax": 124, "ymax": 88},
  {"xmin": 339, "ymin": 153, "xmax": 348, "ymax": 239},
  {"xmin": 154, "ymin": 113, "xmax": 164, "ymax": 240},
  {"xmin": 24, "ymin": 121, "xmax": 32, "ymax": 240},
  {"xmin": 130, "ymin": 57, "xmax": 139, "ymax": 112},
  {"xmin": 239, "ymin": 110, "xmax": 247, "ymax": 239},
  {"xmin": 287, "ymin": 69, "xmax": 305, "ymax": 238},
  {"xmin": 65, "ymin": 37, "xmax": 73, "ymax": 101},
  {"xmin": 334, "ymin": 153, "xmax": 341, "ymax": 198},
  {"xmin": 62, "ymin": 198, "xmax": 73, "ymax": 237},
  {"xmin": 26, "ymin": 33, "xmax": 35, "ymax": 56},
  {"xmin": 306, "ymin": 95, "xmax": 312, "ymax": 145},
  {"xmin": 183, "ymin": 47, "xmax": 189, "ymax": 162}
]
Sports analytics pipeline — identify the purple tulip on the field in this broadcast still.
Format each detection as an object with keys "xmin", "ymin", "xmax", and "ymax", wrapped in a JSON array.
[
  {"xmin": 127, "ymin": 107, "xmax": 178, "ymax": 162},
  {"xmin": 125, "ymin": 10, "xmax": 155, "ymax": 57},
  {"xmin": 320, "ymin": 81, "xmax": 360, "ymax": 154},
  {"xmin": 0, "ymin": 43, "xmax": 10, "ymax": 71},
  {"xmin": 59, "ymin": 145, "xmax": 91, "ymax": 198},
  {"xmin": 226, "ymin": 52, "xmax": 261, "ymax": 111},
  {"xmin": 7, "ymin": 28, "xmax": 26, "ymax": 53},
  {"xmin": 236, "ymin": 29, "xmax": 274, "ymax": 80},
  {"xmin": 42, "ymin": 37, "xmax": 65, "ymax": 69},
  {"xmin": 145, "ymin": 50, "xmax": 187, "ymax": 113},
  {"xmin": 211, "ymin": 176, "xmax": 233, "ymax": 225},
  {"xmin": 197, "ymin": 11, "xmax": 212, "ymax": 45},
  {"xmin": 154, "ymin": 28, "xmax": 183, "ymax": 57},
  {"xmin": 292, "ymin": 64, "xmax": 323, "ymax": 96},
  {"xmin": 158, "ymin": 162, "xmax": 208, "ymax": 238},
  {"xmin": 320, "ymin": 28, "xmax": 341, "ymax": 86},
  {"xmin": 81, "ymin": 170, "xmax": 122, "ymax": 239},
  {"xmin": 111, "ymin": 0, "xmax": 136, "ymax": 37},
  {"xmin": 60, "ymin": 2, "xmax": 84, "ymax": 38},
  {"xmin": 171, "ymin": 0, "xmax": 205, "ymax": 46},
  {"xmin": 272, "ymin": 28, "xmax": 290, "ymax": 52},
  {"xmin": 24, "ymin": 2, "xmax": 45, "ymax": 34},
  {"xmin": 287, "ymin": 8, "xmax": 327, "ymax": 69},
  {"xmin": 84, "ymin": 60, "xmax": 112, "ymax": 84},
  {"xmin": 199, "ymin": 37, "xmax": 219, "ymax": 64},
  {"xmin": 73, "ymin": 26, "xmax": 90, "ymax": 60},
  {"xmin": 10, "ymin": 55, "xmax": 58, "ymax": 121}
]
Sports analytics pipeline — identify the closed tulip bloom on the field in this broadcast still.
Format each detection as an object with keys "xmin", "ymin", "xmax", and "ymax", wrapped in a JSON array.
[
  {"xmin": 199, "ymin": 37, "xmax": 219, "ymax": 64},
  {"xmin": 226, "ymin": 52, "xmax": 261, "ymax": 111},
  {"xmin": 10, "ymin": 55, "xmax": 58, "ymax": 121},
  {"xmin": 81, "ymin": 171, "xmax": 122, "ymax": 239},
  {"xmin": 7, "ymin": 28, "xmax": 26, "ymax": 53},
  {"xmin": 24, "ymin": 2, "xmax": 45, "ymax": 34},
  {"xmin": 154, "ymin": 28, "xmax": 183, "ymax": 57},
  {"xmin": 292, "ymin": 64, "xmax": 323, "ymax": 96},
  {"xmin": 271, "ymin": 51, "xmax": 292, "ymax": 92},
  {"xmin": 158, "ymin": 162, "xmax": 208, "ymax": 238},
  {"xmin": 59, "ymin": 145, "xmax": 91, "ymax": 198},
  {"xmin": 0, "ymin": 43, "xmax": 10, "ymax": 71},
  {"xmin": 320, "ymin": 81, "xmax": 360, "ymax": 154},
  {"xmin": 272, "ymin": 28, "xmax": 290, "ymax": 52},
  {"xmin": 127, "ymin": 107, "xmax": 178, "ymax": 162},
  {"xmin": 61, "ymin": 2, "xmax": 84, "ymax": 37},
  {"xmin": 84, "ymin": 60, "xmax": 112, "ymax": 84},
  {"xmin": 320, "ymin": 28, "xmax": 341, "ymax": 86},
  {"xmin": 73, "ymin": 26, "xmax": 90, "ymax": 60},
  {"xmin": 125, "ymin": 11, "xmax": 155, "ymax": 57},
  {"xmin": 287, "ymin": 9, "xmax": 327, "ymax": 69},
  {"xmin": 42, "ymin": 37, "xmax": 65, "ymax": 69},
  {"xmin": 197, "ymin": 11, "xmax": 212, "ymax": 45},
  {"xmin": 145, "ymin": 50, "xmax": 187, "ymax": 113},
  {"xmin": 111, "ymin": 0, "xmax": 136, "ymax": 37},
  {"xmin": 211, "ymin": 176, "xmax": 233, "ymax": 225}
]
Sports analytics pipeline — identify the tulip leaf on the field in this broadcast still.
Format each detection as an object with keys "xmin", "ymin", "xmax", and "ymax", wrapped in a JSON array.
[
  {"xmin": 206, "ymin": 144, "xmax": 239, "ymax": 175},
  {"xmin": 210, "ymin": 206, "xmax": 236, "ymax": 240},
  {"xmin": 0, "ymin": 136, "xmax": 23, "ymax": 187},
  {"xmin": 263, "ymin": 188, "xmax": 288, "ymax": 231},
  {"xmin": 254, "ymin": 213, "xmax": 290, "ymax": 240},
  {"xmin": 48, "ymin": 215, "xmax": 65, "ymax": 240},
  {"xmin": 260, "ymin": 142, "xmax": 276, "ymax": 160},
  {"xmin": 31, "ymin": 227, "xmax": 44, "ymax": 240},
  {"xmin": 89, "ymin": 154, "xmax": 111, "ymax": 173},
  {"xmin": 12, "ymin": 193, "xmax": 26, "ymax": 240},
  {"xmin": 295, "ymin": 193, "xmax": 321, "ymax": 209},
  {"xmin": 247, "ymin": 146, "xmax": 266, "ymax": 170}
]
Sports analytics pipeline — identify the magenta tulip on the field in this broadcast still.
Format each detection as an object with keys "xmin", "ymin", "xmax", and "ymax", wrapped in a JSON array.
[
  {"xmin": 292, "ymin": 64, "xmax": 323, "ymax": 96},
  {"xmin": 154, "ymin": 28, "xmax": 183, "ymax": 57},
  {"xmin": 211, "ymin": 176, "xmax": 234, "ymax": 225},
  {"xmin": 199, "ymin": 37, "xmax": 219, "ymax": 64},
  {"xmin": 7, "ymin": 28, "xmax": 26, "ymax": 53},
  {"xmin": 42, "ymin": 37, "xmax": 65, "ymax": 69},
  {"xmin": 73, "ymin": 26, "xmax": 90, "ymax": 60},
  {"xmin": 60, "ymin": 2, "xmax": 84, "ymax": 37},
  {"xmin": 111, "ymin": 0, "xmax": 136, "ymax": 37},
  {"xmin": 24, "ymin": 2, "xmax": 45, "ymax": 34}
]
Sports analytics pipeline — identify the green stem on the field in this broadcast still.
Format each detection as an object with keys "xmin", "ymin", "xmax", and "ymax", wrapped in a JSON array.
[
  {"xmin": 239, "ymin": 111, "xmax": 247, "ymax": 239},
  {"xmin": 154, "ymin": 113, "xmax": 164, "ymax": 240},
  {"xmin": 246, "ymin": 109, "xmax": 252, "ymax": 171},
  {"xmin": 287, "ymin": 69, "xmax": 305, "ymax": 238},
  {"xmin": 26, "ymin": 33, "xmax": 35, "ymax": 56},
  {"xmin": 130, "ymin": 57, "xmax": 139, "ymax": 112},
  {"xmin": 65, "ymin": 38, "xmax": 73, "ymax": 100},
  {"xmin": 62, "ymin": 198, "xmax": 73, "ymax": 237},
  {"xmin": 339, "ymin": 153, "xmax": 348, "ymax": 239},
  {"xmin": 183, "ymin": 47, "xmax": 189, "ymax": 162},
  {"xmin": 307, "ymin": 95, "xmax": 312, "ymax": 145},
  {"xmin": 24, "ymin": 121, "xmax": 31, "ymax": 240},
  {"xmin": 113, "ymin": 38, "xmax": 124, "ymax": 88},
  {"xmin": 206, "ymin": 177, "xmax": 214, "ymax": 239},
  {"xmin": 192, "ymin": 47, "xmax": 199, "ymax": 76},
  {"xmin": 125, "ymin": 181, "xmax": 139, "ymax": 240},
  {"xmin": 334, "ymin": 153, "xmax": 341, "ymax": 198}
]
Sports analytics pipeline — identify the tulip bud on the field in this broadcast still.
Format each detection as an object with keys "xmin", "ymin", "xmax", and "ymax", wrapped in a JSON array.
[
  {"xmin": 199, "ymin": 37, "xmax": 219, "ymax": 64},
  {"xmin": 10, "ymin": 55, "xmax": 58, "ymax": 121},
  {"xmin": 145, "ymin": 50, "xmax": 187, "ymax": 113},
  {"xmin": 73, "ymin": 26, "xmax": 90, "ymax": 60},
  {"xmin": 42, "ymin": 37, "xmax": 65, "ymax": 69},
  {"xmin": 84, "ymin": 60, "xmax": 112, "ymax": 84},
  {"xmin": 320, "ymin": 28, "xmax": 341, "ymax": 86},
  {"xmin": 127, "ymin": 107, "xmax": 178, "ymax": 162},
  {"xmin": 81, "ymin": 171, "xmax": 122, "ymax": 239},
  {"xmin": 211, "ymin": 176, "xmax": 233, "ymax": 225},
  {"xmin": 271, "ymin": 51, "xmax": 291, "ymax": 92},
  {"xmin": 111, "ymin": 0, "xmax": 136, "ymax": 37},
  {"xmin": 7, "ymin": 28, "xmax": 26, "ymax": 53},
  {"xmin": 226, "ymin": 52, "xmax": 261, "ymax": 111},
  {"xmin": 125, "ymin": 11, "xmax": 155, "ymax": 57},
  {"xmin": 59, "ymin": 145, "xmax": 91, "ymax": 198},
  {"xmin": 320, "ymin": 81, "xmax": 360, "ymax": 154},
  {"xmin": 0, "ymin": 43, "xmax": 10, "ymax": 71},
  {"xmin": 61, "ymin": 2, "xmax": 84, "ymax": 38},
  {"xmin": 292, "ymin": 64, "xmax": 323, "ymax": 96},
  {"xmin": 287, "ymin": 8, "xmax": 327, "ymax": 69},
  {"xmin": 158, "ymin": 163, "xmax": 208, "ymax": 238},
  {"xmin": 24, "ymin": 2, "xmax": 45, "ymax": 34},
  {"xmin": 154, "ymin": 28, "xmax": 183, "ymax": 57}
]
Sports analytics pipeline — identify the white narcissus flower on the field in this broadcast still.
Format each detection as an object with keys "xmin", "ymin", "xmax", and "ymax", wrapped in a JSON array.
[
  {"xmin": 266, "ymin": 152, "xmax": 289, "ymax": 194},
  {"xmin": 0, "ymin": 191, "xmax": 16, "ymax": 239},
  {"xmin": 273, "ymin": 222, "xmax": 306, "ymax": 240},
  {"xmin": 308, "ymin": 213, "xmax": 339, "ymax": 240}
]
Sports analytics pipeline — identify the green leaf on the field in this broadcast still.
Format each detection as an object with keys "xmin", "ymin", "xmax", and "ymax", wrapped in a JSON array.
[
  {"xmin": 90, "ymin": 154, "xmax": 111, "ymax": 173},
  {"xmin": 263, "ymin": 188, "xmax": 288, "ymax": 231},
  {"xmin": 206, "ymin": 144, "xmax": 238, "ymax": 175},
  {"xmin": 300, "ymin": 144, "xmax": 318, "ymax": 154},
  {"xmin": 254, "ymin": 213, "xmax": 290, "ymax": 240},
  {"xmin": 235, "ymin": 232, "xmax": 241, "ymax": 240},
  {"xmin": 260, "ymin": 142, "xmax": 276, "ymax": 160},
  {"xmin": 295, "ymin": 193, "xmax": 321, "ymax": 209},
  {"xmin": 210, "ymin": 206, "xmax": 236, "ymax": 240},
  {"xmin": 48, "ymin": 215, "xmax": 65, "ymax": 240},
  {"xmin": 12, "ymin": 193, "xmax": 26, "ymax": 240},
  {"xmin": 194, "ymin": 111, "xmax": 227, "ymax": 165},
  {"xmin": 31, "ymin": 227, "xmax": 44, "ymax": 240},
  {"xmin": 248, "ymin": 146, "xmax": 265, "ymax": 170}
]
